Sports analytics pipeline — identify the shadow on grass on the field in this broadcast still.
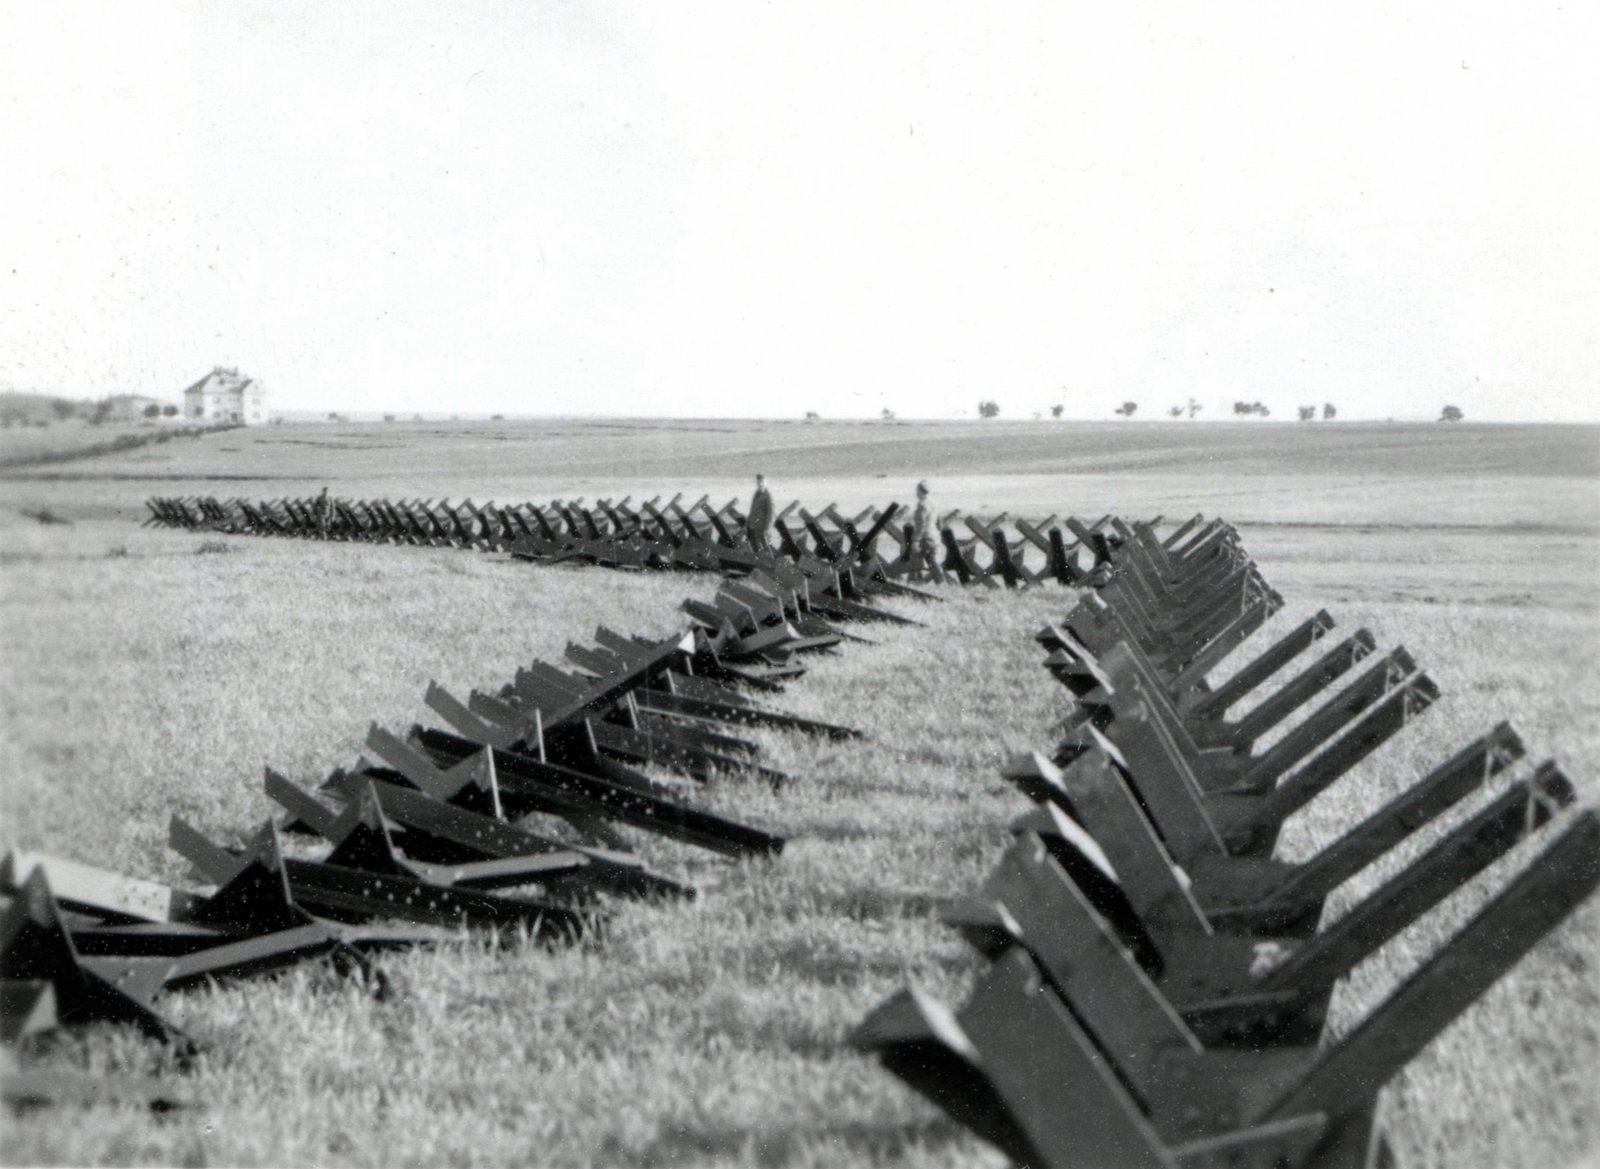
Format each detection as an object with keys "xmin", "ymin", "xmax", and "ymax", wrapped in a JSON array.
[
  {"xmin": 799, "ymin": 822, "xmax": 881, "ymax": 843},
  {"xmin": 812, "ymin": 887, "xmax": 941, "ymax": 923},
  {"xmin": 598, "ymin": 1114, "xmax": 973, "ymax": 1168},
  {"xmin": 807, "ymin": 776, "xmax": 974, "ymax": 800},
  {"xmin": 755, "ymin": 939, "xmax": 970, "ymax": 989},
  {"xmin": 891, "ymin": 742, "xmax": 982, "ymax": 768}
]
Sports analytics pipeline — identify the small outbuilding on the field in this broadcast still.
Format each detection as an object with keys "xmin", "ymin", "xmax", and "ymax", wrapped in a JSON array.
[{"xmin": 183, "ymin": 367, "xmax": 267, "ymax": 425}]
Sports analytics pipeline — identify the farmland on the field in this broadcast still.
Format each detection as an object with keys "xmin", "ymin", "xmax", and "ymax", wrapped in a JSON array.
[{"xmin": 1, "ymin": 418, "xmax": 1597, "ymax": 1167}]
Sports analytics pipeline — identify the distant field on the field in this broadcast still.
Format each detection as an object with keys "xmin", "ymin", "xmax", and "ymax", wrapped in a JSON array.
[
  {"xmin": 0, "ymin": 420, "xmax": 185, "ymax": 467},
  {"xmin": 1, "ymin": 419, "xmax": 1596, "ymax": 1167},
  {"xmin": 4, "ymin": 416, "xmax": 1597, "ymax": 528}
]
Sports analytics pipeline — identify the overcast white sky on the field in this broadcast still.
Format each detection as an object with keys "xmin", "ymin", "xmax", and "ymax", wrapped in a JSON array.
[{"xmin": 2, "ymin": 2, "xmax": 1597, "ymax": 421}]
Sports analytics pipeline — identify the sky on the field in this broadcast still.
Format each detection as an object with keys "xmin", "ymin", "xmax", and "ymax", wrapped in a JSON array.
[{"xmin": 2, "ymin": 2, "xmax": 1597, "ymax": 422}]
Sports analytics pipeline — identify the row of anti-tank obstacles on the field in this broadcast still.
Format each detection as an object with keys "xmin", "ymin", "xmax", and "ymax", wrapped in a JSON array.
[
  {"xmin": 851, "ymin": 516, "xmax": 1598, "ymax": 1168},
  {"xmin": 144, "ymin": 492, "xmax": 1135, "ymax": 588},
  {"xmin": 1, "ymin": 556, "xmax": 895, "ymax": 1105},
  {"xmin": 8, "ymin": 509, "xmax": 1598, "ymax": 1169},
  {"xmin": 9, "ymin": 489, "xmax": 985, "ymax": 1098}
]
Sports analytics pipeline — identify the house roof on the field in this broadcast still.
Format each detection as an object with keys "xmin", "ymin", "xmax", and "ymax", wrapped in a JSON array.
[
  {"xmin": 182, "ymin": 367, "xmax": 251, "ymax": 396},
  {"xmin": 184, "ymin": 371, "xmax": 262, "ymax": 398}
]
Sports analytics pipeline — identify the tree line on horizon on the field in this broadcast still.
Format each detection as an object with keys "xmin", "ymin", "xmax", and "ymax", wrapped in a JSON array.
[
  {"xmin": 963, "ymin": 399, "xmax": 1469, "ymax": 422},
  {"xmin": 0, "ymin": 390, "xmax": 179, "ymax": 429}
]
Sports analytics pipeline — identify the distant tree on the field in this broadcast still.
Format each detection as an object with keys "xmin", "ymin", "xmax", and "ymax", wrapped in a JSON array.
[
  {"xmin": 1168, "ymin": 405, "xmax": 1183, "ymax": 418},
  {"xmin": 51, "ymin": 400, "xmax": 77, "ymax": 421},
  {"xmin": 1232, "ymin": 400, "xmax": 1270, "ymax": 418},
  {"xmin": 804, "ymin": 411, "xmax": 820, "ymax": 422},
  {"xmin": 1187, "ymin": 398, "xmax": 1203, "ymax": 419},
  {"xmin": 1322, "ymin": 402, "xmax": 1337, "ymax": 420},
  {"xmin": 413, "ymin": 413, "xmax": 424, "ymax": 422},
  {"xmin": 490, "ymin": 414, "xmax": 504, "ymax": 421},
  {"xmin": 143, "ymin": 403, "xmax": 162, "ymax": 418},
  {"xmin": 881, "ymin": 408, "xmax": 896, "ymax": 422},
  {"xmin": 327, "ymin": 412, "xmax": 342, "ymax": 421},
  {"xmin": 161, "ymin": 404, "xmax": 178, "ymax": 416},
  {"xmin": 1233, "ymin": 401, "xmax": 1253, "ymax": 417},
  {"xmin": 1439, "ymin": 405, "xmax": 1464, "ymax": 422},
  {"xmin": 383, "ymin": 413, "xmax": 396, "ymax": 422},
  {"xmin": 1050, "ymin": 404, "xmax": 1064, "ymax": 418},
  {"xmin": 1255, "ymin": 403, "xmax": 1270, "ymax": 418},
  {"xmin": 1297, "ymin": 406, "xmax": 1316, "ymax": 421},
  {"xmin": 978, "ymin": 400, "xmax": 1001, "ymax": 419},
  {"xmin": 1114, "ymin": 401, "xmax": 1138, "ymax": 418}
]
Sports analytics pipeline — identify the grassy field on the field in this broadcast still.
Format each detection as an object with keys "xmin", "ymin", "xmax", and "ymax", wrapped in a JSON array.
[{"xmin": 1, "ymin": 419, "xmax": 1597, "ymax": 1167}]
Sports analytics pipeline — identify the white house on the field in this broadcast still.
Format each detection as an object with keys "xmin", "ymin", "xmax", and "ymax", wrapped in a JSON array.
[{"xmin": 183, "ymin": 367, "xmax": 267, "ymax": 425}]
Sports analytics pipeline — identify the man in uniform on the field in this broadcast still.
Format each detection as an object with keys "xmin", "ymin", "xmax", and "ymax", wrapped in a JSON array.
[
  {"xmin": 910, "ymin": 480, "xmax": 942, "ymax": 580},
  {"xmin": 746, "ymin": 473, "xmax": 774, "ymax": 551},
  {"xmin": 314, "ymin": 485, "xmax": 332, "ymax": 536}
]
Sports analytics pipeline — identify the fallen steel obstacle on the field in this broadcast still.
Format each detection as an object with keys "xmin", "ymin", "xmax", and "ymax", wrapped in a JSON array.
[
  {"xmin": 143, "ymin": 492, "xmax": 1170, "ymax": 589},
  {"xmin": 853, "ymin": 519, "xmax": 1599, "ymax": 1169}
]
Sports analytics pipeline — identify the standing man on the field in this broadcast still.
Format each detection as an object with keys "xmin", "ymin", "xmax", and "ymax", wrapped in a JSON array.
[
  {"xmin": 910, "ymin": 480, "xmax": 941, "ymax": 580},
  {"xmin": 747, "ymin": 472, "xmax": 774, "ymax": 551},
  {"xmin": 315, "ymin": 485, "xmax": 332, "ymax": 536}
]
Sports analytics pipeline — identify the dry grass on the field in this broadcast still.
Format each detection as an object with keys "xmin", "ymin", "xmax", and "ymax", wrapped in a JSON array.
[{"xmin": 1, "ymin": 419, "xmax": 1596, "ymax": 1167}]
